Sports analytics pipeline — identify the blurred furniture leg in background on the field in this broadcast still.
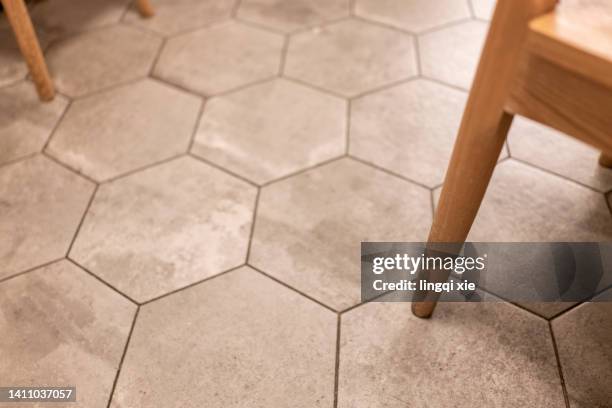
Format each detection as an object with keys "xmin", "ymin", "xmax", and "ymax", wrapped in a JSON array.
[
  {"xmin": 1, "ymin": 0, "xmax": 54, "ymax": 100},
  {"xmin": 136, "ymin": 0, "xmax": 154, "ymax": 18}
]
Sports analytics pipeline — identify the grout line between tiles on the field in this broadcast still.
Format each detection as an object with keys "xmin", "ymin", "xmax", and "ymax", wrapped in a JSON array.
[
  {"xmin": 188, "ymin": 152, "xmax": 259, "ymax": 187},
  {"xmin": 106, "ymin": 305, "xmax": 140, "ymax": 408},
  {"xmin": 549, "ymin": 322, "xmax": 571, "ymax": 408},
  {"xmin": 345, "ymin": 100, "xmax": 352, "ymax": 155},
  {"xmin": 547, "ymin": 282, "xmax": 612, "ymax": 321},
  {"xmin": 248, "ymin": 264, "xmax": 338, "ymax": 313},
  {"xmin": 413, "ymin": 35, "xmax": 422, "ymax": 76},
  {"xmin": 466, "ymin": 0, "xmax": 476, "ymax": 19},
  {"xmin": 0, "ymin": 257, "xmax": 65, "ymax": 286},
  {"xmin": 418, "ymin": 16, "xmax": 478, "ymax": 36},
  {"xmin": 140, "ymin": 264, "xmax": 246, "ymax": 306},
  {"xmin": 42, "ymin": 98, "xmax": 72, "ymax": 151},
  {"xmin": 348, "ymin": 155, "xmax": 433, "ymax": 191},
  {"xmin": 148, "ymin": 37, "xmax": 167, "ymax": 77},
  {"xmin": 42, "ymin": 152, "xmax": 99, "ymax": 184},
  {"xmin": 0, "ymin": 152, "xmax": 40, "ymax": 171},
  {"xmin": 65, "ymin": 184, "xmax": 99, "ymax": 256},
  {"xmin": 186, "ymin": 99, "xmax": 207, "ymax": 152},
  {"xmin": 67, "ymin": 257, "xmax": 139, "ymax": 305},
  {"xmin": 278, "ymin": 34, "xmax": 290, "ymax": 75},
  {"xmin": 244, "ymin": 188, "xmax": 261, "ymax": 264},
  {"xmin": 348, "ymin": 75, "xmax": 420, "ymax": 101},
  {"xmin": 281, "ymin": 75, "xmax": 349, "ymax": 99},
  {"xmin": 100, "ymin": 153, "xmax": 186, "ymax": 185},
  {"xmin": 333, "ymin": 314, "xmax": 342, "ymax": 408},
  {"xmin": 231, "ymin": 0, "xmax": 242, "ymax": 18},
  {"xmin": 260, "ymin": 155, "xmax": 346, "ymax": 188}
]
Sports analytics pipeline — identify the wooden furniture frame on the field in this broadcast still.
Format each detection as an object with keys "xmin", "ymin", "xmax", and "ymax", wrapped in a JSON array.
[
  {"xmin": 412, "ymin": 0, "xmax": 612, "ymax": 318},
  {"xmin": 0, "ymin": 0, "xmax": 155, "ymax": 101}
]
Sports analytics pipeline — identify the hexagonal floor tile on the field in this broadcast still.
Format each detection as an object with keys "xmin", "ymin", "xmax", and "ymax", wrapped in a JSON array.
[
  {"xmin": 192, "ymin": 79, "xmax": 346, "ymax": 184},
  {"xmin": 123, "ymin": 0, "xmax": 235, "ymax": 36},
  {"xmin": 0, "ymin": 81, "xmax": 68, "ymax": 166},
  {"xmin": 1, "ymin": 28, "xmax": 28, "ymax": 87},
  {"xmin": 419, "ymin": 20, "xmax": 488, "ymax": 90},
  {"xmin": 507, "ymin": 117, "xmax": 612, "ymax": 192},
  {"xmin": 285, "ymin": 19, "xmax": 417, "ymax": 97},
  {"xmin": 250, "ymin": 158, "xmax": 431, "ymax": 311},
  {"xmin": 0, "ymin": 156, "xmax": 94, "ymax": 280},
  {"xmin": 0, "ymin": 260, "xmax": 136, "ymax": 408},
  {"xmin": 471, "ymin": 0, "xmax": 496, "ymax": 20},
  {"xmin": 70, "ymin": 157, "xmax": 256, "ymax": 302},
  {"xmin": 110, "ymin": 266, "xmax": 336, "ymax": 407},
  {"xmin": 29, "ymin": 0, "xmax": 131, "ymax": 38},
  {"xmin": 237, "ymin": 0, "xmax": 350, "ymax": 33},
  {"xmin": 339, "ymin": 301, "xmax": 565, "ymax": 407},
  {"xmin": 355, "ymin": 0, "xmax": 471, "ymax": 33},
  {"xmin": 350, "ymin": 79, "xmax": 467, "ymax": 187},
  {"xmin": 552, "ymin": 289, "xmax": 612, "ymax": 408},
  {"xmin": 46, "ymin": 25, "xmax": 162, "ymax": 98},
  {"xmin": 154, "ymin": 22, "xmax": 283, "ymax": 96},
  {"xmin": 434, "ymin": 160, "xmax": 612, "ymax": 241},
  {"xmin": 47, "ymin": 79, "xmax": 201, "ymax": 182}
]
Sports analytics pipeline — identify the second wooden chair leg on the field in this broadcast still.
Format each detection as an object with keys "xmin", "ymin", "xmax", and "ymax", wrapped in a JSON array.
[
  {"xmin": 135, "ymin": 0, "xmax": 155, "ymax": 18},
  {"xmin": 1, "ymin": 0, "xmax": 54, "ymax": 101},
  {"xmin": 598, "ymin": 153, "xmax": 612, "ymax": 168}
]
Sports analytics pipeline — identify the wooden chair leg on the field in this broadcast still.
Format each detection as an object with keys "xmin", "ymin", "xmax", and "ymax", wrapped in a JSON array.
[
  {"xmin": 411, "ymin": 0, "xmax": 558, "ymax": 319},
  {"xmin": 135, "ymin": 0, "xmax": 155, "ymax": 18},
  {"xmin": 1, "ymin": 0, "xmax": 54, "ymax": 101},
  {"xmin": 598, "ymin": 153, "xmax": 612, "ymax": 168}
]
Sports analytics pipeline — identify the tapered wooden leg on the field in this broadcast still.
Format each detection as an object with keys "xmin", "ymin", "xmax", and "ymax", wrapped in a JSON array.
[
  {"xmin": 598, "ymin": 153, "xmax": 612, "ymax": 168},
  {"xmin": 411, "ymin": 0, "xmax": 558, "ymax": 318},
  {"xmin": 1, "ymin": 0, "xmax": 54, "ymax": 101},
  {"xmin": 135, "ymin": 0, "xmax": 155, "ymax": 18}
]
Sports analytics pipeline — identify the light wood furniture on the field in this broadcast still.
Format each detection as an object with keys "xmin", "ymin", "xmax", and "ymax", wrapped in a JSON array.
[
  {"xmin": 0, "ymin": 0, "xmax": 155, "ymax": 101},
  {"xmin": 412, "ymin": 0, "xmax": 612, "ymax": 318}
]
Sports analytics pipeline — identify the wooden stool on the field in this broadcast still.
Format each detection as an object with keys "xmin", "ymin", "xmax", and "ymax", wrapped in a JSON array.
[
  {"xmin": 0, "ymin": 0, "xmax": 155, "ymax": 101},
  {"xmin": 412, "ymin": 0, "xmax": 612, "ymax": 318}
]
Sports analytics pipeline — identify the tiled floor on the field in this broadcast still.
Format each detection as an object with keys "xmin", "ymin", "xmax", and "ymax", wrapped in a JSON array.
[{"xmin": 1, "ymin": 0, "xmax": 611, "ymax": 407}]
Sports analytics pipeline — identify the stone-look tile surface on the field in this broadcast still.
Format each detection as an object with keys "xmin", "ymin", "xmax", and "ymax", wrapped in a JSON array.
[
  {"xmin": 355, "ymin": 0, "xmax": 470, "ymax": 33},
  {"xmin": 110, "ymin": 267, "xmax": 336, "ymax": 408},
  {"xmin": 250, "ymin": 159, "xmax": 431, "ymax": 310},
  {"xmin": 0, "ymin": 260, "xmax": 135, "ymax": 408},
  {"xmin": 192, "ymin": 79, "xmax": 346, "ymax": 184},
  {"xmin": 47, "ymin": 79, "xmax": 201, "ymax": 181},
  {"xmin": 285, "ymin": 19, "xmax": 417, "ymax": 97},
  {"xmin": 30, "ymin": 0, "xmax": 130, "ymax": 38},
  {"xmin": 339, "ymin": 301, "xmax": 565, "ymax": 407},
  {"xmin": 350, "ymin": 79, "xmax": 467, "ymax": 187},
  {"xmin": 553, "ymin": 289, "xmax": 612, "ymax": 408},
  {"xmin": 434, "ymin": 160, "xmax": 612, "ymax": 241},
  {"xmin": 471, "ymin": 0, "xmax": 496, "ymax": 20},
  {"xmin": 0, "ymin": 157, "xmax": 94, "ymax": 280},
  {"xmin": 0, "ymin": 81, "xmax": 68, "ymax": 165},
  {"xmin": 237, "ymin": 0, "xmax": 350, "ymax": 33},
  {"xmin": 0, "ymin": 28, "xmax": 29, "ymax": 87},
  {"xmin": 508, "ymin": 117, "xmax": 612, "ymax": 192},
  {"xmin": 154, "ymin": 22, "xmax": 283, "ymax": 96},
  {"xmin": 420, "ymin": 20, "xmax": 488, "ymax": 89},
  {"xmin": 124, "ymin": 0, "xmax": 235, "ymax": 36},
  {"xmin": 46, "ymin": 25, "xmax": 162, "ymax": 98},
  {"xmin": 70, "ymin": 157, "xmax": 256, "ymax": 302}
]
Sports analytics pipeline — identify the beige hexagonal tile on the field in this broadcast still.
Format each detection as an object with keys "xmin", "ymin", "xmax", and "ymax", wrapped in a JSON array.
[
  {"xmin": 250, "ymin": 158, "xmax": 431, "ymax": 311},
  {"xmin": 47, "ymin": 79, "xmax": 201, "ymax": 182},
  {"xmin": 46, "ymin": 25, "xmax": 162, "ymax": 98},
  {"xmin": 552, "ymin": 289, "xmax": 612, "ymax": 408},
  {"xmin": 419, "ymin": 20, "xmax": 488, "ymax": 90},
  {"xmin": 0, "ymin": 156, "xmax": 94, "ymax": 280},
  {"xmin": 339, "ymin": 301, "xmax": 565, "ymax": 407},
  {"xmin": 471, "ymin": 0, "xmax": 496, "ymax": 20},
  {"xmin": 350, "ymin": 79, "xmax": 468, "ymax": 187},
  {"xmin": 192, "ymin": 79, "xmax": 346, "ymax": 184},
  {"xmin": 507, "ymin": 117, "xmax": 612, "ymax": 192},
  {"xmin": 285, "ymin": 19, "xmax": 417, "ymax": 97},
  {"xmin": 123, "ymin": 0, "xmax": 235, "ymax": 36},
  {"xmin": 154, "ymin": 22, "xmax": 283, "ymax": 96},
  {"xmin": 434, "ymin": 160, "xmax": 612, "ymax": 241},
  {"xmin": 237, "ymin": 0, "xmax": 350, "ymax": 33},
  {"xmin": 110, "ymin": 266, "xmax": 336, "ymax": 407},
  {"xmin": 0, "ymin": 81, "xmax": 68, "ymax": 165},
  {"xmin": 70, "ymin": 157, "xmax": 256, "ymax": 302},
  {"xmin": 29, "ymin": 0, "xmax": 131, "ymax": 38},
  {"xmin": 0, "ymin": 28, "xmax": 28, "ymax": 87},
  {"xmin": 0, "ymin": 260, "xmax": 135, "ymax": 408},
  {"xmin": 355, "ymin": 0, "xmax": 471, "ymax": 33}
]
